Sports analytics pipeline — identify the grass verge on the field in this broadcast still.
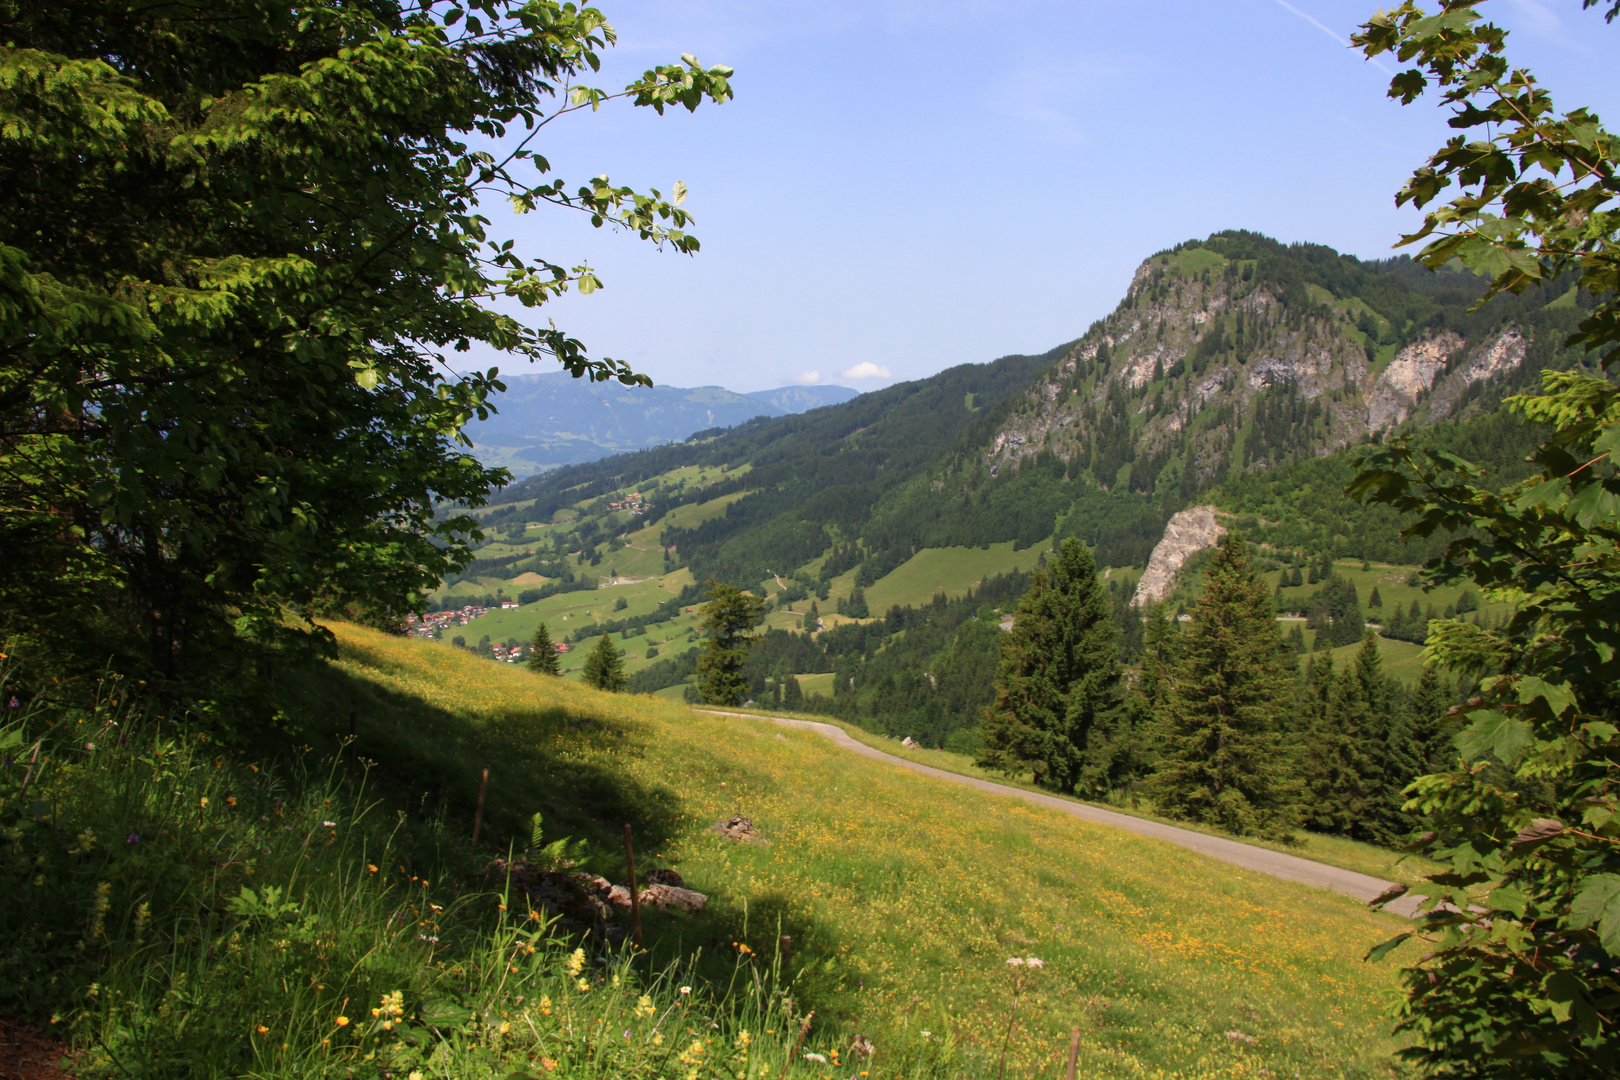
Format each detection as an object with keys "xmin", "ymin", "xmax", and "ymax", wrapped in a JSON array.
[{"xmin": 724, "ymin": 708, "xmax": 1444, "ymax": 893}]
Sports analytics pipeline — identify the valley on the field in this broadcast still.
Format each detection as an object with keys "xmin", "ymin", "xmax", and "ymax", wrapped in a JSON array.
[{"xmin": 432, "ymin": 231, "xmax": 1569, "ymax": 746}]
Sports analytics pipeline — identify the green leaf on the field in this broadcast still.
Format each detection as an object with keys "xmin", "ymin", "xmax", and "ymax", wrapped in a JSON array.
[
  {"xmin": 1457, "ymin": 709, "xmax": 1534, "ymax": 763},
  {"xmin": 1490, "ymin": 885, "xmax": 1529, "ymax": 916},
  {"xmin": 672, "ymin": 180, "xmax": 688, "ymax": 205},
  {"xmin": 1364, "ymin": 933, "xmax": 1412, "ymax": 962},
  {"xmin": 1569, "ymin": 874, "xmax": 1620, "ymax": 953},
  {"xmin": 1567, "ymin": 479, "xmax": 1620, "ymax": 529},
  {"xmin": 1516, "ymin": 676, "xmax": 1576, "ymax": 719}
]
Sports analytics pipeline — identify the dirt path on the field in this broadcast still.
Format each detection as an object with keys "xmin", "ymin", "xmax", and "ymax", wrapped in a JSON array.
[{"xmin": 700, "ymin": 710, "xmax": 1423, "ymax": 919}]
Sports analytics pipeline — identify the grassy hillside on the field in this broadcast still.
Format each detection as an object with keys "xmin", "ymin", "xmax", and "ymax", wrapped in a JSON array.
[
  {"xmin": 864, "ymin": 541, "xmax": 1050, "ymax": 613},
  {"xmin": 280, "ymin": 625, "xmax": 1414, "ymax": 1078}
]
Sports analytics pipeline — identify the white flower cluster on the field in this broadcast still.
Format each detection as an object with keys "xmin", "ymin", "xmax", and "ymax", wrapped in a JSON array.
[{"xmin": 1005, "ymin": 956, "xmax": 1044, "ymax": 968}]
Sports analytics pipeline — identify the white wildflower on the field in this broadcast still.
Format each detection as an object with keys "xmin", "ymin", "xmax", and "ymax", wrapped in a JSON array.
[
  {"xmin": 802, "ymin": 1052, "xmax": 828, "ymax": 1064},
  {"xmin": 1025, "ymin": 956, "xmax": 1045, "ymax": 968},
  {"xmin": 1005, "ymin": 957, "xmax": 1024, "ymax": 966}
]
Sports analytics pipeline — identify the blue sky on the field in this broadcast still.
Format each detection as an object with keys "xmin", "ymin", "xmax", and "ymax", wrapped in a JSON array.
[{"xmin": 473, "ymin": 0, "xmax": 1619, "ymax": 393}]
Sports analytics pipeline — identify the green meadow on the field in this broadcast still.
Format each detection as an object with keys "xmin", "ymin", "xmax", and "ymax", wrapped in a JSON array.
[{"xmin": 296, "ymin": 625, "xmax": 1413, "ymax": 1078}]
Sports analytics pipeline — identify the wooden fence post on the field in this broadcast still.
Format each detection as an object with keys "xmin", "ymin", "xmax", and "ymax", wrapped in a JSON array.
[
  {"xmin": 623, "ymin": 824, "xmax": 643, "ymax": 948},
  {"xmin": 471, "ymin": 765, "xmax": 489, "ymax": 845}
]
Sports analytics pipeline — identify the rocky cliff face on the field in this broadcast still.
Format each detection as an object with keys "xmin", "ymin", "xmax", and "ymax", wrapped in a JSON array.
[
  {"xmin": 980, "ymin": 235, "xmax": 1541, "ymax": 495},
  {"xmin": 1133, "ymin": 505, "xmax": 1224, "ymax": 605}
]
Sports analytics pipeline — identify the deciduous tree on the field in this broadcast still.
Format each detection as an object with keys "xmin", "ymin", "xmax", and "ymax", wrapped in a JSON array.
[
  {"xmin": 0, "ymin": 0, "xmax": 732, "ymax": 677},
  {"xmin": 1350, "ymin": 3, "xmax": 1620, "ymax": 1073}
]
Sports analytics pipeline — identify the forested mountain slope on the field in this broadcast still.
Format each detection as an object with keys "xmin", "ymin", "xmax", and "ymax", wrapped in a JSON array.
[
  {"xmin": 980, "ymin": 230, "xmax": 1590, "ymax": 493},
  {"xmin": 443, "ymin": 230, "xmax": 1593, "ymax": 747}
]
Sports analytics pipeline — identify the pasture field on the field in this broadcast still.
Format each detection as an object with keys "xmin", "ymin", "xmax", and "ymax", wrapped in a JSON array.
[
  {"xmin": 1272, "ymin": 559, "xmax": 1511, "ymax": 627},
  {"xmin": 464, "ymin": 569, "xmax": 695, "ymax": 642},
  {"xmin": 792, "ymin": 672, "xmax": 837, "ymax": 698},
  {"xmin": 1295, "ymin": 633, "xmax": 1429, "ymax": 685},
  {"xmin": 864, "ymin": 541, "xmax": 1050, "ymax": 613},
  {"xmin": 288, "ymin": 624, "xmax": 1416, "ymax": 1079},
  {"xmin": 624, "ymin": 489, "xmax": 749, "ymax": 547}
]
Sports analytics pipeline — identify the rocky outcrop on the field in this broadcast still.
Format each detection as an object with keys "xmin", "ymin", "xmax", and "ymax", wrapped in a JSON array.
[
  {"xmin": 977, "ymin": 239, "xmax": 1545, "ymax": 494},
  {"xmin": 1132, "ymin": 505, "xmax": 1223, "ymax": 606},
  {"xmin": 1366, "ymin": 332, "xmax": 1463, "ymax": 431}
]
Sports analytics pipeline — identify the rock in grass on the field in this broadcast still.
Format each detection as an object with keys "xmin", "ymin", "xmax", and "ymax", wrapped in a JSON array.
[{"xmin": 713, "ymin": 815, "xmax": 766, "ymax": 844}]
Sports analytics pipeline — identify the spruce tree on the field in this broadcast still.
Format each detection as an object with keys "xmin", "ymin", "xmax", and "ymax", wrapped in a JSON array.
[
  {"xmin": 978, "ymin": 537, "xmax": 1124, "ymax": 796},
  {"xmin": 581, "ymin": 635, "xmax": 627, "ymax": 692},
  {"xmin": 1150, "ymin": 534, "xmax": 1301, "ymax": 838},
  {"xmin": 1378, "ymin": 665, "xmax": 1459, "ymax": 842},
  {"xmin": 526, "ymin": 622, "xmax": 561, "ymax": 675},
  {"xmin": 696, "ymin": 581, "xmax": 768, "ymax": 706},
  {"xmin": 1303, "ymin": 632, "xmax": 1390, "ymax": 840},
  {"xmin": 782, "ymin": 671, "xmax": 805, "ymax": 709},
  {"xmin": 1368, "ymin": 585, "xmax": 1383, "ymax": 610},
  {"xmin": 1126, "ymin": 603, "xmax": 1181, "ymax": 775}
]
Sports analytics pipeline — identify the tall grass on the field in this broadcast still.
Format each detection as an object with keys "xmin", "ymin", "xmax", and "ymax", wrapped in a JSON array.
[{"xmin": 0, "ymin": 666, "xmax": 904, "ymax": 1079}]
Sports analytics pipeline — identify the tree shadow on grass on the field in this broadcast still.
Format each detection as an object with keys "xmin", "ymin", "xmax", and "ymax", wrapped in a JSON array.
[
  {"xmin": 271, "ymin": 644, "xmax": 854, "ymax": 1022},
  {"xmin": 273, "ymin": 654, "xmax": 685, "ymax": 861}
]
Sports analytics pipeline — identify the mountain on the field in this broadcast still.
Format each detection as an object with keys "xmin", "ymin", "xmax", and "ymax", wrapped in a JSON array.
[
  {"xmin": 447, "ymin": 230, "xmax": 1587, "ymax": 746},
  {"xmin": 462, "ymin": 371, "xmax": 859, "ymax": 475},
  {"xmin": 743, "ymin": 385, "xmax": 860, "ymax": 414},
  {"xmin": 978, "ymin": 230, "xmax": 1579, "ymax": 494}
]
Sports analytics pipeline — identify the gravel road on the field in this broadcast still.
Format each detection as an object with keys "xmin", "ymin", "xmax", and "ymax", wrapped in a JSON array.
[{"xmin": 700, "ymin": 710, "xmax": 1423, "ymax": 919}]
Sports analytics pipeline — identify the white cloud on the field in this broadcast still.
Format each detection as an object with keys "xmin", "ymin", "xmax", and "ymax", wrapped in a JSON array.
[
  {"xmin": 840, "ymin": 362, "xmax": 892, "ymax": 381},
  {"xmin": 794, "ymin": 369, "xmax": 823, "ymax": 385}
]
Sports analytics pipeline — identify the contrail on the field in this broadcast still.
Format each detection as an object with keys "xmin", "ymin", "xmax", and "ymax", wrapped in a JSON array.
[{"xmin": 1272, "ymin": 0, "xmax": 1396, "ymax": 74}]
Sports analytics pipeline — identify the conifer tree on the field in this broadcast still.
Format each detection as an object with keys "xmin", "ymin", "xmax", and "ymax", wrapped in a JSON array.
[
  {"xmin": 696, "ymin": 581, "xmax": 768, "ymax": 706},
  {"xmin": 978, "ymin": 537, "xmax": 1124, "ymax": 796},
  {"xmin": 1151, "ymin": 534, "xmax": 1300, "ymax": 838},
  {"xmin": 782, "ymin": 672, "xmax": 805, "ymax": 709},
  {"xmin": 1126, "ymin": 603, "xmax": 1181, "ymax": 775},
  {"xmin": 581, "ymin": 635, "xmax": 627, "ymax": 693},
  {"xmin": 1368, "ymin": 585, "xmax": 1383, "ymax": 610},
  {"xmin": 1304, "ymin": 632, "xmax": 1390, "ymax": 840},
  {"xmin": 526, "ymin": 623, "xmax": 562, "ymax": 676}
]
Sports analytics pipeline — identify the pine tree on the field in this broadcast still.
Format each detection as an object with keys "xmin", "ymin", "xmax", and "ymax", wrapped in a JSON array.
[
  {"xmin": 802, "ymin": 601, "xmax": 819, "ymax": 632},
  {"xmin": 978, "ymin": 537, "xmax": 1125, "ymax": 796},
  {"xmin": 526, "ymin": 622, "xmax": 561, "ymax": 675},
  {"xmin": 581, "ymin": 635, "xmax": 627, "ymax": 692},
  {"xmin": 1150, "ymin": 534, "xmax": 1301, "ymax": 838},
  {"xmin": 1368, "ymin": 585, "xmax": 1383, "ymax": 610}
]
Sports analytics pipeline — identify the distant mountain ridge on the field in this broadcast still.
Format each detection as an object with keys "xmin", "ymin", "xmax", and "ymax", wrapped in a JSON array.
[{"xmin": 463, "ymin": 371, "xmax": 858, "ymax": 475}]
